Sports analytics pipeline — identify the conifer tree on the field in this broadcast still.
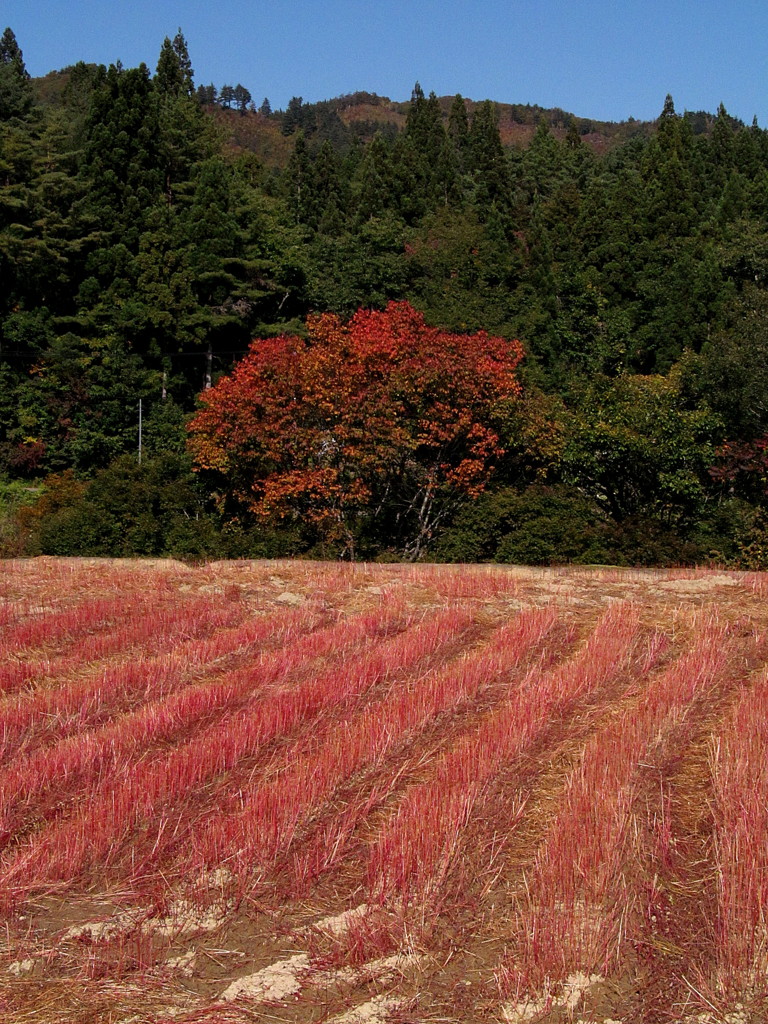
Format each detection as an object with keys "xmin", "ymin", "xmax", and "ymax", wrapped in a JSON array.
[
  {"xmin": 233, "ymin": 84, "xmax": 251, "ymax": 114},
  {"xmin": 282, "ymin": 96, "xmax": 304, "ymax": 134},
  {"xmin": 284, "ymin": 131, "xmax": 317, "ymax": 227},
  {"xmin": 642, "ymin": 94, "xmax": 696, "ymax": 237},
  {"xmin": 0, "ymin": 27, "xmax": 28, "ymax": 79},
  {"xmin": 0, "ymin": 26, "xmax": 32, "ymax": 118},
  {"xmin": 448, "ymin": 93, "xmax": 470, "ymax": 170},
  {"xmin": 82, "ymin": 62, "xmax": 162, "ymax": 247},
  {"xmin": 354, "ymin": 132, "xmax": 395, "ymax": 222},
  {"xmin": 172, "ymin": 29, "xmax": 194, "ymax": 96},
  {"xmin": 155, "ymin": 36, "xmax": 184, "ymax": 96},
  {"xmin": 314, "ymin": 140, "xmax": 346, "ymax": 234},
  {"xmin": 195, "ymin": 83, "xmax": 217, "ymax": 105},
  {"xmin": 404, "ymin": 82, "xmax": 447, "ymax": 208},
  {"xmin": 469, "ymin": 100, "xmax": 511, "ymax": 220}
]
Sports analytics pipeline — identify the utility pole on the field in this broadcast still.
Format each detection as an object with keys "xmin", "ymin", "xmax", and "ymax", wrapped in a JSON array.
[{"xmin": 138, "ymin": 399, "xmax": 142, "ymax": 465}]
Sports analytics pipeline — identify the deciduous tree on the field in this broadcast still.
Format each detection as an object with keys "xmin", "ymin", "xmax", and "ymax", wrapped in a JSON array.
[{"xmin": 188, "ymin": 302, "xmax": 524, "ymax": 558}]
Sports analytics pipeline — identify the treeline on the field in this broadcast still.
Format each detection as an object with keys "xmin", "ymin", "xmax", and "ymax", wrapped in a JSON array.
[{"xmin": 3, "ymin": 26, "xmax": 768, "ymax": 565}]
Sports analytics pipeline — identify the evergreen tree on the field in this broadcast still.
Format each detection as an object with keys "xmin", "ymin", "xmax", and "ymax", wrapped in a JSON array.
[
  {"xmin": 733, "ymin": 117, "xmax": 763, "ymax": 180},
  {"xmin": 403, "ymin": 82, "xmax": 447, "ymax": 208},
  {"xmin": 155, "ymin": 36, "xmax": 184, "ymax": 96},
  {"xmin": 0, "ymin": 26, "xmax": 27, "ymax": 76},
  {"xmin": 711, "ymin": 102, "xmax": 736, "ymax": 169},
  {"xmin": 233, "ymin": 84, "xmax": 251, "ymax": 114},
  {"xmin": 565, "ymin": 117, "xmax": 581, "ymax": 150},
  {"xmin": 469, "ymin": 100, "xmax": 511, "ymax": 221},
  {"xmin": 172, "ymin": 29, "xmax": 194, "ymax": 96},
  {"xmin": 391, "ymin": 133, "xmax": 426, "ymax": 222},
  {"xmin": 405, "ymin": 82, "xmax": 443, "ymax": 160},
  {"xmin": 314, "ymin": 140, "xmax": 346, "ymax": 234},
  {"xmin": 282, "ymin": 96, "xmax": 304, "ymax": 134},
  {"xmin": 284, "ymin": 132, "xmax": 317, "ymax": 227},
  {"xmin": 433, "ymin": 133, "xmax": 462, "ymax": 207},
  {"xmin": 522, "ymin": 118, "xmax": 568, "ymax": 201},
  {"xmin": 448, "ymin": 93, "xmax": 470, "ymax": 171},
  {"xmin": 81, "ymin": 62, "xmax": 162, "ymax": 248},
  {"xmin": 195, "ymin": 83, "xmax": 217, "ymax": 106},
  {"xmin": 354, "ymin": 132, "xmax": 396, "ymax": 222},
  {"xmin": 0, "ymin": 26, "xmax": 32, "ymax": 119},
  {"xmin": 642, "ymin": 94, "xmax": 696, "ymax": 237}
]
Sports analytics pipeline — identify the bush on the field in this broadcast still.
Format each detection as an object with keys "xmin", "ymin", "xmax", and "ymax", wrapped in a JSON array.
[
  {"xmin": 0, "ymin": 479, "xmax": 42, "ymax": 556},
  {"xmin": 16, "ymin": 455, "xmax": 224, "ymax": 558},
  {"xmin": 433, "ymin": 485, "xmax": 739, "ymax": 567},
  {"xmin": 434, "ymin": 486, "xmax": 614, "ymax": 565}
]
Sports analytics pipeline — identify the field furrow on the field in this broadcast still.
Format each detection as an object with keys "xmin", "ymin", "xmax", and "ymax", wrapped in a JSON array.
[
  {"xmin": 0, "ymin": 604, "xmax": 326, "ymax": 763},
  {"xmin": 0, "ymin": 604, "xmax": 474, "ymax": 891},
  {"xmin": 1, "ymin": 560, "xmax": 766, "ymax": 1024},
  {"xmin": 496, "ymin": 612, "xmax": 755, "ymax": 1003},
  {"xmin": 2, "ymin": 594, "xmax": 158, "ymax": 659},
  {"xmin": 176, "ymin": 604, "xmax": 560, "ymax": 884},
  {"xmin": 366, "ymin": 601, "xmax": 644, "ymax": 908},
  {"xmin": 710, "ymin": 668, "xmax": 768, "ymax": 1000},
  {"xmin": 0, "ymin": 595, "xmax": 253, "ymax": 696},
  {"xmin": 0, "ymin": 604, "xmax": 417, "ymax": 847}
]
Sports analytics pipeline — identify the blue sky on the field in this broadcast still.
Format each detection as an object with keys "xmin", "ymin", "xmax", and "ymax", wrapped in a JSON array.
[{"xmin": 5, "ymin": 1, "xmax": 768, "ymax": 124}]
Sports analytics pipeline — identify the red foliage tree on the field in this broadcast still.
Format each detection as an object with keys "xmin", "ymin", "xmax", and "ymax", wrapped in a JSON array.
[{"xmin": 188, "ymin": 302, "xmax": 524, "ymax": 558}]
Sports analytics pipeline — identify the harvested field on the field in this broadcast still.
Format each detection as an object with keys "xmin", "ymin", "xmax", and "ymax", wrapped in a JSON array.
[{"xmin": 0, "ymin": 557, "xmax": 767, "ymax": 1023}]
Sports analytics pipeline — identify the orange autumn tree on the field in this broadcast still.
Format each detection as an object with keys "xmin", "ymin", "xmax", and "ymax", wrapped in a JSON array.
[{"xmin": 188, "ymin": 301, "xmax": 524, "ymax": 559}]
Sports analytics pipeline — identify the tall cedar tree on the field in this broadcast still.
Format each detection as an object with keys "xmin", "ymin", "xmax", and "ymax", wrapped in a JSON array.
[{"xmin": 0, "ymin": 26, "xmax": 32, "ymax": 118}]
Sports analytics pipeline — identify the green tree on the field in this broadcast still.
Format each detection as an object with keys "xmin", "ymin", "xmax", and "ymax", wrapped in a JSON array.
[
  {"xmin": 314, "ymin": 139, "xmax": 346, "ymax": 234},
  {"xmin": 81, "ymin": 62, "xmax": 161, "ymax": 247},
  {"xmin": 284, "ymin": 131, "xmax": 317, "ymax": 227},
  {"xmin": 404, "ymin": 83, "xmax": 446, "ymax": 191},
  {"xmin": 282, "ymin": 95, "xmax": 304, "ymax": 134},
  {"xmin": 233, "ymin": 84, "xmax": 251, "ymax": 114},
  {"xmin": 172, "ymin": 29, "xmax": 194, "ymax": 96},
  {"xmin": 196, "ymin": 83, "xmax": 217, "ymax": 105},
  {"xmin": 354, "ymin": 131, "xmax": 396, "ymax": 222},
  {"xmin": 0, "ymin": 27, "xmax": 32, "ymax": 119},
  {"xmin": 155, "ymin": 36, "xmax": 184, "ymax": 96},
  {"xmin": 693, "ymin": 286, "xmax": 768, "ymax": 440},
  {"xmin": 447, "ymin": 93, "xmax": 470, "ymax": 172},
  {"xmin": 468, "ymin": 100, "xmax": 511, "ymax": 221},
  {"xmin": 563, "ymin": 371, "xmax": 722, "ymax": 526},
  {"xmin": 406, "ymin": 207, "xmax": 520, "ymax": 333},
  {"xmin": 641, "ymin": 95, "xmax": 697, "ymax": 237}
]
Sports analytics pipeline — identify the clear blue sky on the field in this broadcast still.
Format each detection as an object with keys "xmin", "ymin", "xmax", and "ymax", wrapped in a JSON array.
[{"xmin": 5, "ymin": 0, "xmax": 768, "ymax": 124}]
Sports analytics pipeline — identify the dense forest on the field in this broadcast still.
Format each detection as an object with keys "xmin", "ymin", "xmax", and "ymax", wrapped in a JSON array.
[{"xmin": 3, "ymin": 27, "xmax": 768, "ymax": 566}]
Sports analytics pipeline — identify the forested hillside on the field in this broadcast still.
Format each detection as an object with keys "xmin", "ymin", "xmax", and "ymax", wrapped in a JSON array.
[{"xmin": 3, "ymin": 27, "xmax": 768, "ymax": 565}]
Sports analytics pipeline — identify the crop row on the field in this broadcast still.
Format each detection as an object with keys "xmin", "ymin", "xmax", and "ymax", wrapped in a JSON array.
[
  {"xmin": 711, "ymin": 668, "xmax": 768, "ymax": 997},
  {"xmin": 367, "ymin": 600, "xmax": 646, "ymax": 903},
  {"xmin": 181, "ymin": 603, "xmax": 561, "ymax": 881},
  {"xmin": 0, "ymin": 594, "xmax": 254, "ymax": 697},
  {"xmin": 1, "ymin": 593, "xmax": 160, "ymax": 658},
  {"xmin": 0, "ymin": 603, "xmax": 474, "ymax": 891},
  {"xmin": 0, "ymin": 597, "xmax": 413, "ymax": 844},
  {"xmin": 0, "ymin": 603, "xmax": 326, "ymax": 764},
  {"xmin": 496, "ymin": 612, "xmax": 746, "ymax": 997}
]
